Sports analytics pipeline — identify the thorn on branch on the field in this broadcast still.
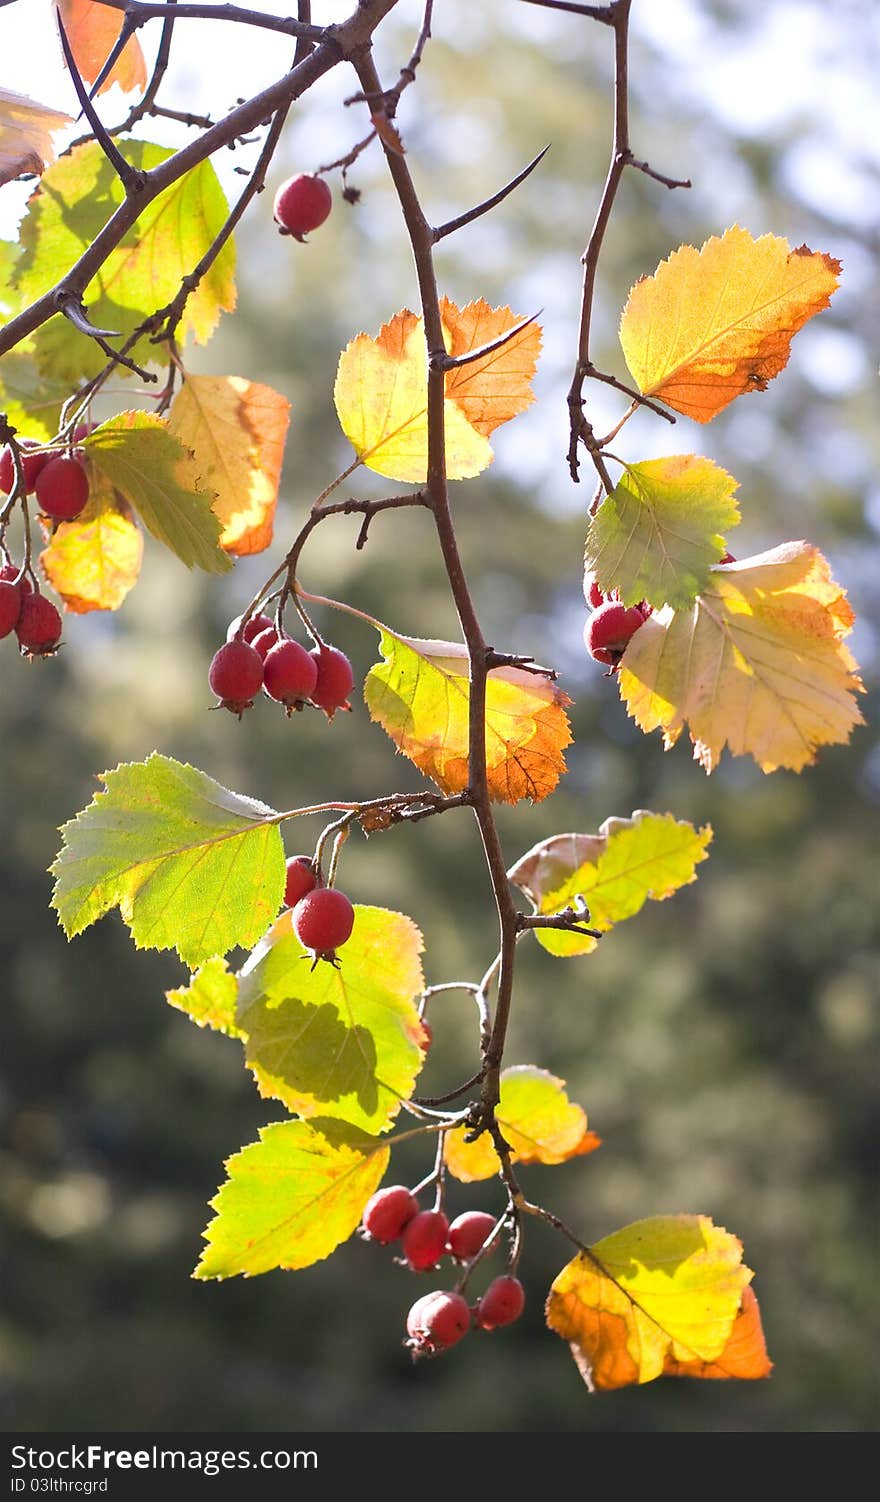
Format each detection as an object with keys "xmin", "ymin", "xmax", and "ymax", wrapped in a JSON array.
[
  {"xmin": 431, "ymin": 312, "xmax": 542, "ymax": 373},
  {"xmin": 485, "ymin": 650, "xmax": 558, "ymax": 681},
  {"xmin": 432, "ymin": 144, "xmax": 550, "ymax": 242},
  {"xmin": 56, "ymin": 295, "xmax": 120, "ymax": 342},
  {"xmin": 56, "ymin": 11, "xmax": 146, "ymax": 193}
]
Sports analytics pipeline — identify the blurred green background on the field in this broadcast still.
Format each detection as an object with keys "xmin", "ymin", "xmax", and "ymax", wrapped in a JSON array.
[{"xmin": 1, "ymin": 0, "xmax": 878, "ymax": 1433}]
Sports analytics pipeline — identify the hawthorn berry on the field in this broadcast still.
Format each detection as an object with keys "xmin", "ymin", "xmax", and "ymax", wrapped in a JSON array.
[
  {"xmin": 402, "ymin": 1209, "xmax": 449, "ymax": 1272},
  {"xmin": 284, "ymin": 855, "xmax": 318, "ymax": 909},
  {"xmin": 0, "ymin": 441, "xmax": 50, "ymax": 494},
  {"xmin": 583, "ymin": 575, "xmax": 606, "ymax": 611},
  {"xmin": 251, "ymin": 626, "xmax": 280, "ymax": 660},
  {"xmin": 241, "ymin": 613, "xmax": 275, "ymax": 645},
  {"xmin": 361, "ymin": 1185, "xmax": 420, "ymax": 1245},
  {"xmin": 406, "ymin": 1290, "xmax": 471, "ymax": 1355},
  {"xmin": 475, "ymin": 1274, "xmax": 525, "ymax": 1331},
  {"xmin": 292, "ymin": 886, "xmax": 355, "ymax": 959},
  {"xmin": 309, "ymin": 643, "xmax": 354, "ymax": 719},
  {"xmin": 35, "ymin": 455, "xmax": 90, "ymax": 521},
  {"xmin": 15, "ymin": 593, "xmax": 63, "ymax": 656},
  {"xmin": 273, "ymin": 174, "xmax": 333, "ymax": 240},
  {"xmin": 0, "ymin": 579, "xmax": 22, "ymax": 638},
  {"xmin": 263, "ymin": 638, "xmax": 319, "ymax": 711},
  {"xmin": 584, "ymin": 600, "xmax": 647, "ymax": 668},
  {"xmin": 447, "ymin": 1211, "xmax": 498, "ymax": 1263},
  {"xmin": 208, "ymin": 639, "xmax": 264, "ymax": 715}
]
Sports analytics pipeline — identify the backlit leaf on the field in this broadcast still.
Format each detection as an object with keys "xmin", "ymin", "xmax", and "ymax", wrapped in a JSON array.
[
  {"xmin": 168, "ymin": 375, "xmax": 290, "ymax": 556},
  {"xmin": 166, "ymin": 958, "xmax": 242, "ymax": 1039},
  {"xmin": 195, "ymin": 1118, "xmax": 390, "ymax": 1279},
  {"xmin": 440, "ymin": 297, "xmax": 542, "ymax": 437},
  {"xmin": 365, "ymin": 626, "xmax": 572, "ymax": 804},
  {"xmin": 546, "ymin": 1215, "xmax": 769, "ymax": 1391},
  {"xmin": 0, "ymin": 87, "xmax": 71, "ymax": 187},
  {"xmin": 51, "ymin": 753, "xmax": 285, "ymax": 966},
  {"xmin": 56, "ymin": 1, "xmax": 147, "ymax": 96},
  {"xmin": 585, "ymin": 456, "xmax": 740, "ymax": 610},
  {"xmin": 84, "ymin": 412, "xmax": 231, "ymax": 574},
  {"xmin": 618, "ymin": 542, "xmax": 864, "ymax": 773},
  {"xmin": 40, "ymin": 471, "xmax": 143, "ymax": 613},
  {"xmin": 237, "ymin": 906, "xmax": 427, "ymax": 1135},
  {"xmin": 445, "ymin": 1066, "xmax": 598, "ymax": 1182},
  {"xmin": 619, "ymin": 226, "xmax": 840, "ymax": 422}
]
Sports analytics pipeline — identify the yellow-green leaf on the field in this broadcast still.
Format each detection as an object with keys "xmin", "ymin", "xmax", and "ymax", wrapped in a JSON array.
[
  {"xmin": 445, "ymin": 1066, "xmax": 599, "ymax": 1182},
  {"xmin": 585, "ymin": 456, "xmax": 740, "ymax": 610},
  {"xmin": 196, "ymin": 1118, "xmax": 390, "ymax": 1279},
  {"xmin": 166, "ymin": 958, "xmax": 242, "ymax": 1038},
  {"xmin": 40, "ymin": 472, "xmax": 143, "ymax": 613},
  {"xmin": 546, "ymin": 1215, "xmax": 770, "ymax": 1391},
  {"xmin": 619, "ymin": 542, "xmax": 865, "ymax": 773},
  {"xmin": 237, "ymin": 906, "xmax": 426, "ymax": 1135},
  {"xmin": 508, "ymin": 811, "xmax": 712, "ymax": 957}
]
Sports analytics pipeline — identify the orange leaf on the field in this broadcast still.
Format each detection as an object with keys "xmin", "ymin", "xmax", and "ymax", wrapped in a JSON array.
[
  {"xmin": 619, "ymin": 226, "xmax": 840, "ymax": 422},
  {"xmin": 56, "ymin": 1, "xmax": 147, "ymax": 96},
  {"xmin": 663, "ymin": 1286, "xmax": 773, "ymax": 1381},
  {"xmin": 441, "ymin": 297, "xmax": 542, "ymax": 437},
  {"xmin": 40, "ymin": 476, "xmax": 143, "ymax": 614}
]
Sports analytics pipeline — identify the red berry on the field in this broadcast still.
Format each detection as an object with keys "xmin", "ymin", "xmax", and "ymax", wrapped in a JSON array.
[
  {"xmin": 402, "ymin": 1209, "xmax": 449, "ymax": 1272},
  {"xmin": 447, "ymin": 1211, "xmax": 498, "ymax": 1262},
  {"xmin": 583, "ymin": 575, "xmax": 606, "ymax": 611},
  {"xmin": 309, "ymin": 644, "xmax": 354, "ymax": 719},
  {"xmin": 361, "ymin": 1185, "xmax": 419, "ymax": 1245},
  {"xmin": 241, "ymin": 613, "xmax": 275, "ymax": 645},
  {"xmin": 584, "ymin": 600, "xmax": 647, "ymax": 668},
  {"xmin": 406, "ymin": 1290, "xmax": 471, "ymax": 1355},
  {"xmin": 35, "ymin": 455, "xmax": 90, "ymax": 521},
  {"xmin": 475, "ymin": 1274, "xmax": 525, "ymax": 1331},
  {"xmin": 72, "ymin": 421, "xmax": 97, "ymax": 443},
  {"xmin": 719, "ymin": 551, "xmax": 736, "ymax": 564},
  {"xmin": 263, "ymin": 638, "xmax": 318, "ymax": 711},
  {"xmin": 292, "ymin": 887, "xmax": 355, "ymax": 956},
  {"xmin": 284, "ymin": 855, "xmax": 318, "ymax": 909},
  {"xmin": 208, "ymin": 639, "xmax": 264, "ymax": 714},
  {"xmin": 0, "ymin": 579, "xmax": 22, "ymax": 637},
  {"xmin": 273, "ymin": 174, "xmax": 333, "ymax": 240},
  {"xmin": 251, "ymin": 626, "xmax": 280, "ymax": 660},
  {"xmin": 15, "ymin": 593, "xmax": 63, "ymax": 656},
  {"xmin": 0, "ymin": 441, "xmax": 50, "ymax": 495}
]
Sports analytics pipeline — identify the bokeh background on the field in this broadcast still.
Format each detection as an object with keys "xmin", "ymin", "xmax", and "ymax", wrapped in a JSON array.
[{"xmin": 1, "ymin": 0, "xmax": 878, "ymax": 1433}]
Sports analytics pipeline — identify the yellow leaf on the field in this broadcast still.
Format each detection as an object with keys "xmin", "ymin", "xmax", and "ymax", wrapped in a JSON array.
[
  {"xmin": 546, "ymin": 1215, "xmax": 768, "ymax": 1391},
  {"xmin": 0, "ymin": 87, "xmax": 72, "ymax": 187},
  {"xmin": 56, "ymin": 1, "xmax": 147, "ymax": 96},
  {"xmin": 619, "ymin": 226, "xmax": 840, "ymax": 422},
  {"xmin": 169, "ymin": 375, "xmax": 290, "ymax": 556},
  {"xmin": 40, "ymin": 472, "xmax": 143, "ymax": 614},
  {"xmin": 440, "ymin": 297, "xmax": 542, "ymax": 437},
  {"xmin": 445, "ymin": 1066, "xmax": 599, "ymax": 1181},
  {"xmin": 618, "ymin": 542, "xmax": 865, "ymax": 773}
]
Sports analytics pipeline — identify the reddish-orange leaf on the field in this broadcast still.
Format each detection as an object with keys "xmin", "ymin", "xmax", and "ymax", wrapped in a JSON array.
[
  {"xmin": 56, "ymin": 1, "xmax": 147, "ymax": 96},
  {"xmin": 663, "ymin": 1286, "xmax": 773, "ymax": 1381},
  {"xmin": 40, "ymin": 476, "xmax": 143, "ymax": 614},
  {"xmin": 441, "ymin": 297, "xmax": 542, "ymax": 437}
]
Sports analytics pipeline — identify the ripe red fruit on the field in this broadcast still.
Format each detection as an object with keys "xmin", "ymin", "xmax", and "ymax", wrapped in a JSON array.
[
  {"xmin": 402, "ymin": 1209, "xmax": 449, "ymax": 1272},
  {"xmin": 406, "ymin": 1290, "xmax": 471, "ymax": 1355},
  {"xmin": 447, "ymin": 1211, "xmax": 498, "ymax": 1262},
  {"xmin": 251, "ymin": 626, "xmax": 280, "ymax": 660},
  {"xmin": 263, "ymin": 638, "xmax": 319, "ymax": 711},
  {"xmin": 0, "ymin": 441, "xmax": 51, "ymax": 495},
  {"xmin": 0, "ymin": 579, "xmax": 22, "ymax": 637},
  {"xmin": 475, "ymin": 1274, "xmax": 525, "ymax": 1331},
  {"xmin": 309, "ymin": 644, "xmax": 354, "ymax": 719},
  {"xmin": 284, "ymin": 855, "xmax": 318, "ymax": 909},
  {"xmin": 0, "ymin": 563, "xmax": 32, "ymax": 594},
  {"xmin": 585, "ymin": 600, "xmax": 647, "ymax": 668},
  {"xmin": 241, "ymin": 613, "xmax": 275, "ymax": 645},
  {"xmin": 15, "ymin": 593, "xmax": 63, "ymax": 656},
  {"xmin": 273, "ymin": 174, "xmax": 333, "ymax": 240},
  {"xmin": 35, "ymin": 455, "xmax": 90, "ymax": 521},
  {"xmin": 583, "ymin": 575, "xmax": 606, "ymax": 610},
  {"xmin": 361, "ymin": 1185, "xmax": 419, "ymax": 1244},
  {"xmin": 292, "ymin": 887, "xmax": 355, "ymax": 957},
  {"xmin": 208, "ymin": 639, "xmax": 264, "ymax": 714},
  {"xmin": 719, "ymin": 551, "xmax": 736, "ymax": 564}
]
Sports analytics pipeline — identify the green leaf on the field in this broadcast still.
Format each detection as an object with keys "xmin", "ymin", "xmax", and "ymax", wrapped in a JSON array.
[
  {"xmin": 14, "ymin": 141, "xmax": 236, "ymax": 381},
  {"xmin": 445, "ymin": 1066, "xmax": 598, "ymax": 1181},
  {"xmin": 85, "ymin": 412, "xmax": 231, "ymax": 573},
  {"xmin": 585, "ymin": 456, "xmax": 740, "ymax": 610},
  {"xmin": 51, "ymin": 753, "xmax": 285, "ymax": 966},
  {"xmin": 195, "ymin": 1118, "xmax": 390, "ymax": 1279},
  {"xmin": 166, "ymin": 957, "xmax": 242, "ymax": 1038},
  {"xmin": 508, "ymin": 810, "xmax": 712, "ymax": 957},
  {"xmin": 237, "ymin": 905, "xmax": 427, "ymax": 1135},
  {"xmin": 0, "ymin": 351, "xmax": 69, "ymax": 441}
]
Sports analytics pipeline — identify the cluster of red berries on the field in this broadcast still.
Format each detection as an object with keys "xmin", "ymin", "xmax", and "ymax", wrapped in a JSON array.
[
  {"xmin": 1, "ymin": 440, "xmax": 90, "ymax": 523},
  {"xmin": 583, "ymin": 574, "xmax": 651, "ymax": 670},
  {"xmin": 209, "ymin": 616, "xmax": 354, "ymax": 720},
  {"xmin": 273, "ymin": 174, "xmax": 333, "ymax": 241},
  {"xmin": 360, "ymin": 1186, "xmax": 526, "ymax": 1358},
  {"xmin": 0, "ymin": 560, "xmax": 63, "ymax": 657},
  {"xmin": 283, "ymin": 855, "xmax": 355, "ymax": 964}
]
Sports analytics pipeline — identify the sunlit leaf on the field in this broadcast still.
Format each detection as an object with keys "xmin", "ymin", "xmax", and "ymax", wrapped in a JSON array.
[
  {"xmin": 0, "ymin": 87, "xmax": 71, "ymax": 188},
  {"xmin": 166, "ymin": 958, "xmax": 242, "ymax": 1039},
  {"xmin": 40, "ymin": 471, "xmax": 143, "ymax": 613},
  {"xmin": 0, "ymin": 351, "xmax": 70, "ymax": 441},
  {"xmin": 663, "ymin": 1287, "xmax": 772, "ymax": 1380},
  {"xmin": 56, "ymin": 1, "xmax": 147, "ymax": 96},
  {"xmin": 51, "ymin": 753, "xmax": 285, "ymax": 967},
  {"xmin": 619, "ymin": 226, "xmax": 840, "ymax": 422},
  {"xmin": 168, "ymin": 374, "xmax": 290, "ymax": 555},
  {"xmin": 618, "ymin": 542, "xmax": 864, "ymax": 773},
  {"xmin": 237, "ymin": 906, "xmax": 427, "ymax": 1135},
  {"xmin": 509, "ymin": 811, "xmax": 711, "ymax": 957},
  {"xmin": 445, "ymin": 1067, "xmax": 599, "ymax": 1182},
  {"xmin": 546, "ymin": 1215, "xmax": 769, "ymax": 1391},
  {"xmin": 195, "ymin": 1118, "xmax": 390, "ymax": 1279},
  {"xmin": 85, "ymin": 412, "xmax": 231, "ymax": 574},
  {"xmin": 440, "ymin": 297, "xmax": 542, "ymax": 437},
  {"xmin": 585, "ymin": 456, "xmax": 740, "ymax": 610}
]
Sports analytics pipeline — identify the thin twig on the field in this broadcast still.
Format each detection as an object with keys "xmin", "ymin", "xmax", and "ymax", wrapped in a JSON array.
[
  {"xmin": 434, "ymin": 311, "xmax": 541, "ymax": 371},
  {"xmin": 56, "ymin": 11, "xmax": 144, "ymax": 191},
  {"xmin": 517, "ymin": 0, "xmax": 614, "ymax": 18},
  {"xmin": 433, "ymin": 145, "xmax": 550, "ymax": 242}
]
